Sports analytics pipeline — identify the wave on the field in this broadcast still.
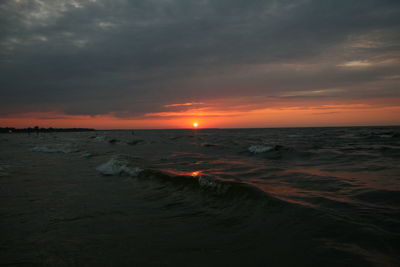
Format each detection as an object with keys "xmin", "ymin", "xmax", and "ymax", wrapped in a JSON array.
[
  {"xmin": 91, "ymin": 135, "xmax": 108, "ymax": 142},
  {"xmin": 96, "ymin": 155, "xmax": 280, "ymax": 205},
  {"xmin": 96, "ymin": 155, "xmax": 143, "ymax": 176},
  {"xmin": 79, "ymin": 152, "xmax": 94, "ymax": 158},
  {"xmin": 246, "ymin": 144, "xmax": 313, "ymax": 160},
  {"xmin": 94, "ymin": 150, "xmax": 400, "ymax": 266},
  {"xmin": 358, "ymin": 131, "xmax": 400, "ymax": 139},
  {"xmin": 126, "ymin": 139, "xmax": 144, "ymax": 145},
  {"xmin": 31, "ymin": 144, "xmax": 79, "ymax": 153},
  {"xmin": 248, "ymin": 145, "xmax": 274, "ymax": 153}
]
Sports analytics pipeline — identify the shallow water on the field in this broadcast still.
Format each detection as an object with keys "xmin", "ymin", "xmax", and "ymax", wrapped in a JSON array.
[{"xmin": 0, "ymin": 126, "xmax": 399, "ymax": 266}]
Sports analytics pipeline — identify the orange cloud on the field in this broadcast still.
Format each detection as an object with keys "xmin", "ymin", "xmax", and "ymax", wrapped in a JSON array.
[{"xmin": 164, "ymin": 102, "xmax": 204, "ymax": 107}]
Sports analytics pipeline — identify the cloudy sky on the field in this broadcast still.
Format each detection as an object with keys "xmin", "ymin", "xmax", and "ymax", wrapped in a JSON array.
[{"xmin": 1, "ymin": 0, "xmax": 399, "ymax": 128}]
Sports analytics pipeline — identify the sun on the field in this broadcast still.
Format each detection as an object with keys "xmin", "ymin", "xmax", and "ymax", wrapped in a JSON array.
[{"xmin": 193, "ymin": 122, "xmax": 199, "ymax": 128}]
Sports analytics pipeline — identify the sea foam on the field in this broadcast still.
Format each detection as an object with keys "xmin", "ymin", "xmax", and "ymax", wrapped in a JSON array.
[
  {"xmin": 31, "ymin": 144, "xmax": 79, "ymax": 153},
  {"xmin": 92, "ymin": 135, "xmax": 108, "ymax": 142},
  {"xmin": 96, "ymin": 155, "xmax": 142, "ymax": 176},
  {"xmin": 198, "ymin": 175, "xmax": 229, "ymax": 194},
  {"xmin": 248, "ymin": 145, "xmax": 274, "ymax": 154}
]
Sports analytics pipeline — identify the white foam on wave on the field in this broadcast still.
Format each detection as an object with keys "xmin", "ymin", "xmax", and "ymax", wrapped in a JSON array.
[
  {"xmin": 198, "ymin": 175, "xmax": 218, "ymax": 187},
  {"xmin": 198, "ymin": 175, "xmax": 229, "ymax": 194},
  {"xmin": 31, "ymin": 144, "xmax": 79, "ymax": 153},
  {"xmin": 248, "ymin": 145, "xmax": 274, "ymax": 154},
  {"xmin": 96, "ymin": 155, "xmax": 142, "ymax": 176},
  {"xmin": 93, "ymin": 135, "xmax": 108, "ymax": 142}
]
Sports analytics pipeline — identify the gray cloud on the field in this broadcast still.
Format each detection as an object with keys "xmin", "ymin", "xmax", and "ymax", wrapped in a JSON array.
[{"xmin": 0, "ymin": 0, "xmax": 399, "ymax": 117}]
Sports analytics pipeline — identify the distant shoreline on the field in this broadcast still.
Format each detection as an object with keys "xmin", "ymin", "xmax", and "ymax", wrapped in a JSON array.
[
  {"xmin": 0, "ymin": 127, "xmax": 96, "ymax": 133},
  {"xmin": 1, "ymin": 125, "xmax": 399, "ymax": 133}
]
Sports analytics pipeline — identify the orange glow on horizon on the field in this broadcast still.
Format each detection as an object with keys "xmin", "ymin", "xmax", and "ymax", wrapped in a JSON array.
[{"xmin": 0, "ymin": 98, "xmax": 399, "ymax": 129}]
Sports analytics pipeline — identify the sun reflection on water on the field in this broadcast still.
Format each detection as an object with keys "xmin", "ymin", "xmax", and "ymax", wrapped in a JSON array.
[{"xmin": 191, "ymin": 171, "xmax": 202, "ymax": 177}]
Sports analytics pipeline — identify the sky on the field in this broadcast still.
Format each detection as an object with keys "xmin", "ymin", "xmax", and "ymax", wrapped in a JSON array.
[{"xmin": 0, "ymin": 0, "xmax": 399, "ymax": 129}]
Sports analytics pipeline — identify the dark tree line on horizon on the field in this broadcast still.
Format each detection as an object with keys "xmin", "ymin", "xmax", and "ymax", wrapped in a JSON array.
[{"xmin": 0, "ymin": 126, "xmax": 95, "ymax": 133}]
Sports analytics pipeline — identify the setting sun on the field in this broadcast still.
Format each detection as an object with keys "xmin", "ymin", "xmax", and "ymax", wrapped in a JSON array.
[{"xmin": 193, "ymin": 122, "xmax": 199, "ymax": 128}]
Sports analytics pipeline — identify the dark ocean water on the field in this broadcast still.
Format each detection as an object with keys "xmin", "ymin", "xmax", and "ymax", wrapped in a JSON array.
[
  {"xmin": 1, "ymin": 126, "xmax": 399, "ymax": 266},
  {"xmin": 91, "ymin": 126, "xmax": 400, "ymax": 266},
  {"xmin": 125, "ymin": 126, "xmax": 400, "ymax": 266}
]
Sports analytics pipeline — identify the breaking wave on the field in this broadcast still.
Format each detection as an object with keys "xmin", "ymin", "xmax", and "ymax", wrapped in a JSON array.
[
  {"xmin": 96, "ymin": 155, "xmax": 143, "ymax": 176},
  {"xmin": 95, "ymin": 155, "xmax": 285, "ymax": 209},
  {"xmin": 31, "ymin": 144, "xmax": 79, "ymax": 153},
  {"xmin": 248, "ymin": 145, "xmax": 274, "ymax": 153}
]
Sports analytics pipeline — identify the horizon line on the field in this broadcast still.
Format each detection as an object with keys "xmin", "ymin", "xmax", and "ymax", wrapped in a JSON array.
[{"xmin": 2, "ymin": 124, "xmax": 399, "ymax": 132}]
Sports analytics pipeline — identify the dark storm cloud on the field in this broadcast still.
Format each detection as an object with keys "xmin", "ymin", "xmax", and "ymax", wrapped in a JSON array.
[{"xmin": 0, "ymin": 0, "xmax": 399, "ymax": 116}]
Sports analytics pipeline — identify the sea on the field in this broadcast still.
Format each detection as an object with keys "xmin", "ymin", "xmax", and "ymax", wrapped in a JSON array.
[{"xmin": 0, "ymin": 126, "xmax": 399, "ymax": 266}]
